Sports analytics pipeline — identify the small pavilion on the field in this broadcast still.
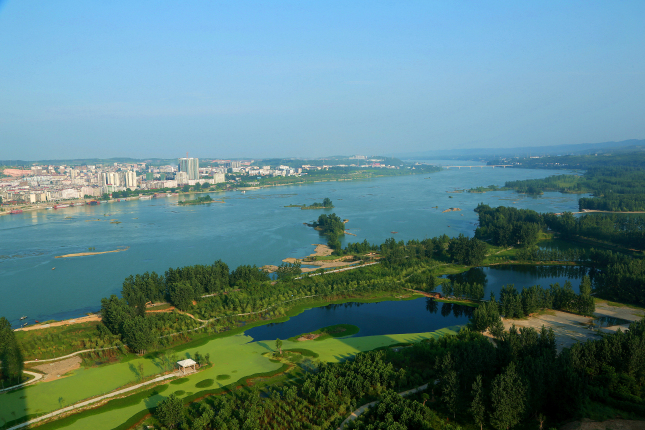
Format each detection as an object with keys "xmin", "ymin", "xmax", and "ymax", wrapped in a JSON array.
[{"xmin": 176, "ymin": 358, "xmax": 198, "ymax": 374}]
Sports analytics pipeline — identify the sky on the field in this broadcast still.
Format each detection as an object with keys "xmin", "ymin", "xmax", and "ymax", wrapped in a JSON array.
[{"xmin": 1, "ymin": 1, "xmax": 644, "ymax": 160}]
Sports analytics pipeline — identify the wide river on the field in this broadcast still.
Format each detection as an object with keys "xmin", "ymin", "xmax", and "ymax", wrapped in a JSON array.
[{"xmin": 0, "ymin": 164, "xmax": 585, "ymax": 326}]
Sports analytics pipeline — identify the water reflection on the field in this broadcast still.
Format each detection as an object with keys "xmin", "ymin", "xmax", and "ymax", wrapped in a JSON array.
[
  {"xmin": 443, "ymin": 265, "xmax": 591, "ymax": 298},
  {"xmin": 245, "ymin": 297, "xmax": 470, "ymax": 341},
  {"xmin": 426, "ymin": 299, "xmax": 474, "ymax": 319}
]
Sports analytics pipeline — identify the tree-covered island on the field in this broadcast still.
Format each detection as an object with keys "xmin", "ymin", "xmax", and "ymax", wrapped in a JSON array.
[{"xmin": 178, "ymin": 195, "xmax": 215, "ymax": 205}]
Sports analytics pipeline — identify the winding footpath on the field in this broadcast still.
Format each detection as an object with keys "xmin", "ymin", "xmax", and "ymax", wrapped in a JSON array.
[{"xmin": 338, "ymin": 383, "xmax": 430, "ymax": 429}]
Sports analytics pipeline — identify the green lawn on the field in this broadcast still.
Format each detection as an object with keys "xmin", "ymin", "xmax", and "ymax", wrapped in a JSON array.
[{"xmin": 6, "ymin": 327, "xmax": 461, "ymax": 430}]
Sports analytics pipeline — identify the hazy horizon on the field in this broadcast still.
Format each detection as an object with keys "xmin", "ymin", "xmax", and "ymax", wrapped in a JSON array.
[{"xmin": 1, "ymin": 1, "xmax": 644, "ymax": 160}]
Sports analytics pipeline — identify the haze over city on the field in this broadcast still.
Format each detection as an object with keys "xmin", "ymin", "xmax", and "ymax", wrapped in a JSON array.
[{"xmin": 1, "ymin": 1, "xmax": 644, "ymax": 160}]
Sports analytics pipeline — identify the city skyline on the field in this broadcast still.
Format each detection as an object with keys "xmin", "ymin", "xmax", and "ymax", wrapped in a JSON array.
[{"xmin": 1, "ymin": 1, "xmax": 644, "ymax": 160}]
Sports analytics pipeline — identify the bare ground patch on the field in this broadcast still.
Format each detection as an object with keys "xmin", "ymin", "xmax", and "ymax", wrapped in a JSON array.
[{"xmin": 31, "ymin": 356, "xmax": 82, "ymax": 382}]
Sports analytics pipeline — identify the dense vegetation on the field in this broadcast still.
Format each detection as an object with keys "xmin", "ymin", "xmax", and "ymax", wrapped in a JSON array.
[
  {"xmin": 155, "ymin": 319, "xmax": 645, "ymax": 430},
  {"xmin": 475, "ymin": 204, "xmax": 543, "ymax": 247},
  {"xmin": 0, "ymin": 317, "xmax": 23, "ymax": 387},
  {"xmin": 311, "ymin": 213, "xmax": 346, "ymax": 252}
]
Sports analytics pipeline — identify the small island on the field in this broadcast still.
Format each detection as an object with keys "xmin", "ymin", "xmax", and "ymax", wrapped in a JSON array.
[
  {"xmin": 286, "ymin": 197, "xmax": 334, "ymax": 210},
  {"xmin": 179, "ymin": 195, "xmax": 218, "ymax": 205},
  {"xmin": 290, "ymin": 324, "xmax": 359, "ymax": 342}
]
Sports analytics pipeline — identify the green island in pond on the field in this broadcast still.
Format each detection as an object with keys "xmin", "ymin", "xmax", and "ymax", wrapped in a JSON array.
[{"xmin": 289, "ymin": 323, "xmax": 360, "ymax": 342}]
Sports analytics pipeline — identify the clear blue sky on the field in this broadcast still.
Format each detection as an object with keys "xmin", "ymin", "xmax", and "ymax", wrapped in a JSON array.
[{"xmin": 1, "ymin": 1, "xmax": 644, "ymax": 160}]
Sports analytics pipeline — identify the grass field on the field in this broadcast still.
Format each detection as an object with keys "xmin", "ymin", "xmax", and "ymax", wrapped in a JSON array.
[
  {"xmin": 15, "ymin": 322, "xmax": 119, "ymax": 361},
  {"xmin": 4, "ymin": 326, "xmax": 461, "ymax": 430}
]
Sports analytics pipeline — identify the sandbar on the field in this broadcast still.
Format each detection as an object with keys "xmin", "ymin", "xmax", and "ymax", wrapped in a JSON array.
[{"xmin": 55, "ymin": 246, "xmax": 129, "ymax": 258}]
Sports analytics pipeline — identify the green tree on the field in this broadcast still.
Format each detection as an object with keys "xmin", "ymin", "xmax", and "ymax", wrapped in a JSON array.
[
  {"xmin": 322, "ymin": 197, "xmax": 332, "ymax": 207},
  {"xmin": 0, "ymin": 317, "xmax": 24, "ymax": 385},
  {"xmin": 275, "ymin": 338, "xmax": 283, "ymax": 355},
  {"xmin": 122, "ymin": 316, "xmax": 155, "ymax": 354},
  {"xmin": 490, "ymin": 363, "xmax": 526, "ymax": 430},
  {"xmin": 580, "ymin": 275, "xmax": 592, "ymax": 296},
  {"xmin": 156, "ymin": 393, "xmax": 184, "ymax": 428},
  {"xmin": 442, "ymin": 369, "xmax": 458, "ymax": 418},
  {"xmin": 470, "ymin": 374, "xmax": 485, "ymax": 430},
  {"xmin": 169, "ymin": 282, "xmax": 195, "ymax": 311},
  {"xmin": 100, "ymin": 295, "xmax": 131, "ymax": 335},
  {"xmin": 182, "ymin": 184, "xmax": 190, "ymax": 193}
]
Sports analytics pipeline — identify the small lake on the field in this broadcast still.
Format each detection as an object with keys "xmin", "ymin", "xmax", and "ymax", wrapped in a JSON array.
[
  {"xmin": 244, "ymin": 297, "xmax": 471, "ymax": 341},
  {"xmin": 443, "ymin": 265, "xmax": 590, "ymax": 299}
]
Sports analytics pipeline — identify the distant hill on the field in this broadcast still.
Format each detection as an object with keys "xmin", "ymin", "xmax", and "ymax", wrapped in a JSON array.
[{"xmin": 394, "ymin": 139, "xmax": 645, "ymax": 161}]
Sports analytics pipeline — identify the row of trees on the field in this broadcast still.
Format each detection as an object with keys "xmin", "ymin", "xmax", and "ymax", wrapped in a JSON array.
[
  {"xmin": 441, "ymin": 282, "xmax": 485, "ymax": 302},
  {"xmin": 544, "ymin": 211, "xmax": 645, "ymax": 249},
  {"xmin": 497, "ymin": 279, "xmax": 594, "ymax": 318},
  {"xmin": 119, "ymin": 261, "xmax": 270, "ymax": 312}
]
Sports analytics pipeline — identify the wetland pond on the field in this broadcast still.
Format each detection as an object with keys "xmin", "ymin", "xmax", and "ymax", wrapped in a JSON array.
[
  {"xmin": 245, "ymin": 297, "xmax": 472, "ymax": 341},
  {"xmin": 443, "ymin": 265, "xmax": 590, "ymax": 299},
  {"xmin": 248, "ymin": 265, "xmax": 594, "ymax": 341}
]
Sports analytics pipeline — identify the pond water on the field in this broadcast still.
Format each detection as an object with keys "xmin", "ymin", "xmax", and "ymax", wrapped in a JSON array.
[
  {"xmin": 244, "ymin": 297, "xmax": 472, "ymax": 341},
  {"xmin": 593, "ymin": 316, "xmax": 631, "ymax": 328},
  {"xmin": 443, "ymin": 265, "xmax": 590, "ymax": 299}
]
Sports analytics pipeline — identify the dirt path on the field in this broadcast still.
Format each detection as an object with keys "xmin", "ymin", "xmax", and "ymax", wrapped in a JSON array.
[
  {"xmin": 16, "ymin": 314, "xmax": 101, "ymax": 332},
  {"xmin": 338, "ymin": 383, "xmax": 429, "ymax": 429}
]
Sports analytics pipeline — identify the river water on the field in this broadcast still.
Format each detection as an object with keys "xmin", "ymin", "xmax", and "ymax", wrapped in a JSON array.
[{"xmin": 0, "ymin": 166, "xmax": 585, "ymax": 326}]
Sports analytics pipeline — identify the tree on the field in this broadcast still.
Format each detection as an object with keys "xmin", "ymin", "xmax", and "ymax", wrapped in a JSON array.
[
  {"xmin": 122, "ymin": 316, "xmax": 155, "ymax": 354},
  {"xmin": 322, "ymin": 197, "xmax": 332, "ymax": 207},
  {"xmin": 156, "ymin": 394, "xmax": 184, "ymax": 428},
  {"xmin": 100, "ymin": 295, "xmax": 131, "ymax": 335},
  {"xmin": 490, "ymin": 363, "xmax": 526, "ymax": 430},
  {"xmin": 442, "ymin": 370, "xmax": 458, "ymax": 418},
  {"xmin": 182, "ymin": 184, "xmax": 190, "ymax": 193},
  {"xmin": 470, "ymin": 375, "xmax": 485, "ymax": 430},
  {"xmin": 580, "ymin": 275, "xmax": 592, "ymax": 296},
  {"xmin": 169, "ymin": 282, "xmax": 195, "ymax": 311},
  {"xmin": 0, "ymin": 317, "xmax": 24, "ymax": 385},
  {"xmin": 275, "ymin": 338, "xmax": 283, "ymax": 355}
]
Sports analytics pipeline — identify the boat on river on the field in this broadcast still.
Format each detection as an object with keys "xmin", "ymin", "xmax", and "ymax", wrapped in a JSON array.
[
  {"xmin": 10, "ymin": 209, "xmax": 23, "ymax": 214},
  {"xmin": 20, "ymin": 315, "xmax": 27, "ymax": 320},
  {"xmin": 54, "ymin": 204, "xmax": 69, "ymax": 209}
]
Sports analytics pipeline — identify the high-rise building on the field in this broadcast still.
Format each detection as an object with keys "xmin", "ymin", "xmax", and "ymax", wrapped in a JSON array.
[
  {"xmin": 125, "ymin": 171, "xmax": 137, "ymax": 189},
  {"xmin": 178, "ymin": 158, "xmax": 199, "ymax": 180}
]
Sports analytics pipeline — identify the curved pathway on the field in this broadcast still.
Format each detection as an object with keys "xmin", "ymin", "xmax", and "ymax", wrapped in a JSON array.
[
  {"xmin": 338, "ymin": 383, "xmax": 429, "ymax": 429},
  {"xmin": 23, "ymin": 346, "xmax": 121, "ymax": 364},
  {"xmin": 5, "ymin": 371, "xmax": 181, "ymax": 430},
  {"xmin": 0, "ymin": 371, "xmax": 43, "ymax": 394}
]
